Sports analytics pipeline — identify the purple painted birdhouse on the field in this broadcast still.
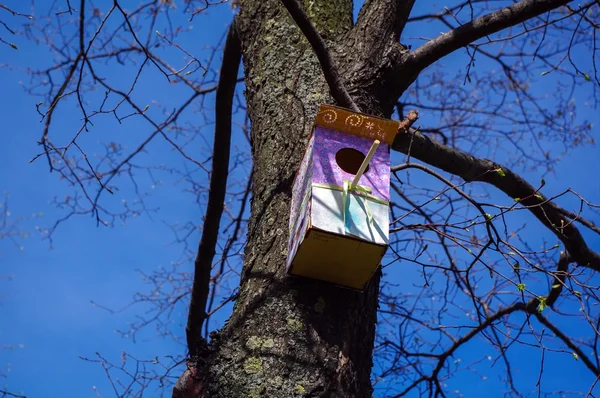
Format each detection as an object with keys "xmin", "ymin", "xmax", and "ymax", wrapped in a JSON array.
[{"xmin": 287, "ymin": 105, "xmax": 399, "ymax": 290}]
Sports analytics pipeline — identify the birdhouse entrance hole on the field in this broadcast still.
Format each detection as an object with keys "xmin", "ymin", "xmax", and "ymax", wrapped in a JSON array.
[{"xmin": 335, "ymin": 148, "xmax": 370, "ymax": 175}]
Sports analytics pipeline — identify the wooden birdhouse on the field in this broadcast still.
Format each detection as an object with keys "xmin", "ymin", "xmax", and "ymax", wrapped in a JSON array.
[{"xmin": 286, "ymin": 105, "xmax": 399, "ymax": 290}]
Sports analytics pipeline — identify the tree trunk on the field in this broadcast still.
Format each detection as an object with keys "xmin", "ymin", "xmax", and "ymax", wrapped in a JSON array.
[{"xmin": 186, "ymin": 1, "xmax": 394, "ymax": 397}]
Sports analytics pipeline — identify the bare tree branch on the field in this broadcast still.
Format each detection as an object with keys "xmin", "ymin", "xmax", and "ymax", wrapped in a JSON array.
[
  {"xmin": 279, "ymin": 0, "xmax": 359, "ymax": 112},
  {"xmin": 185, "ymin": 19, "xmax": 241, "ymax": 358},
  {"xmin": 545, "ymin": 251, "xmax": 571, "ymax": 307},
  {"xmin": 391, "ymin": 250, "xmax": 577, "ymax": 397},
  {"xmin": 391, "ymin": 130, "xmax": 600, "ymax": 271},
  {"xmin": 0, "ymin": 390, "xmax": 27, "ymax": 398},
  {"xmin": 406, "ymin": 0, "xmax": 573, "ymax": 74},
  {"xmin": 534, "ymin": 312, "xmax": 599, "ymax": 375},
  {"xmin": 557, "ymin": 206, "xmax": 600, "ymax": 236}
]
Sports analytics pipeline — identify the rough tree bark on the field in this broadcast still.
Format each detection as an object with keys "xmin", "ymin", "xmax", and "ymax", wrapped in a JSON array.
[{"xmin": 179, "ymin": 1, "xmax": 396, "ymax": 396}]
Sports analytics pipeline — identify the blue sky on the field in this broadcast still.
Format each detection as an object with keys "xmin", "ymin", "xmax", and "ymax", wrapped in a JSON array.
[{"xmin": 1, "ymin": 1, "xmax": 599, "ymax": 397}]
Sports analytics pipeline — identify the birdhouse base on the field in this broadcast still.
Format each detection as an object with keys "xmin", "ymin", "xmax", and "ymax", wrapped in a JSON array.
[{"xmin": 288, "ymin": 228, "xmax": 387, "ymax": 290}]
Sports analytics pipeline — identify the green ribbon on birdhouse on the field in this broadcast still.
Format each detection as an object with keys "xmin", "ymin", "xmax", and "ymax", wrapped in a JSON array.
[
  {"xmin": 311, "ymin": 182, "xmax": 388, "ymax": 206},
  {"xmin": 311, "ymin": 182, "xmax": 388, "ymax": 231}
]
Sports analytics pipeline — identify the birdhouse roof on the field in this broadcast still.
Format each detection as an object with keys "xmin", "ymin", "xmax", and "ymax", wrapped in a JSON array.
[{"xmin": 314, "ymin": 104, "xmax": 400, "ymax": 145}]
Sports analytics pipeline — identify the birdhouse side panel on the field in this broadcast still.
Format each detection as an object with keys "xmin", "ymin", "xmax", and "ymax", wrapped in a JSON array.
[
  {"xmin": 286, "ymin": 190, "xmax": 311, "ymax": 269},
  {"xmin": 289, "ymin": 136, "xmax": 315, "ymax": 235},
  {"xmin": 287, "ymin": 136, "xmax": 315, "ymax": 268},
  {"xmin": 312, "ymin": 126, "xmax": 391, "ymax": 202}
]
